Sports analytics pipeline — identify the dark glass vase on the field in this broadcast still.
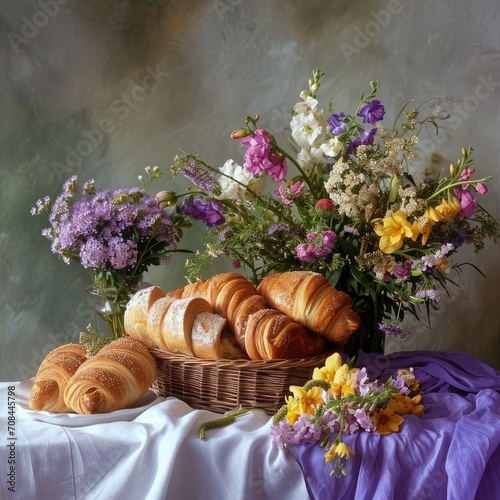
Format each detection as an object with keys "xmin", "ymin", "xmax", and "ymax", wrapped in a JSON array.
[{"xmin": 343, "ymin": 316, "xmax": 386, "ymax": 356}]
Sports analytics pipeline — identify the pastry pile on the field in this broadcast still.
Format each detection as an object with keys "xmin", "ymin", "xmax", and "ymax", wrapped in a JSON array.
[
  {"xmin": 29, "ymin": 336, "xmax": 156, "ymax": 414},
  {"xmin": 124, "ymin": 271, "xmax": 361, "ymax": 361}
]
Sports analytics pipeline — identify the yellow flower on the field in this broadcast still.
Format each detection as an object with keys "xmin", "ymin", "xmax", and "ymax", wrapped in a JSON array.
[
  {"xmin": 284, "ymin": 395, "xmax": 300, "ymax": 424},
  {"xmin": 328, "ymin": 364, "xmax": 351, "ymax": 397},
  {"xmin": 435, "ymin": 196, "xmax": 461, "ymax": 222},
  {"xmin": 411, "ymin": 205, "xmax": 443, "ymax": 245},
  {"xmin": 313, "ymin": 352, "xmax": 343, "ymax": 383},
  {"xmin": 387, "ymin": 394, "xmax": 425, "ymax": 417},
  {"xmin": 372, "ymin": 407, "xmax": 405, "ymax": 434},
  {"xmin": 374, "ymin": 211, "xmax": 416, "ymax": 254},
  {"xmin": 288, "ymin": 386, "xmax": 324, "ymax": 416},
  {"xmin": 325, "ymin": 441, "xmax": 355, "ymax": 463}
]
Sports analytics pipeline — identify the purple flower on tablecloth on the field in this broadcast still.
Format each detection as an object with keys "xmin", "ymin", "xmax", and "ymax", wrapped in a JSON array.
[
  {"xmin": 354, "ymin": 408, "xmax": 376, "ymax": 432},
  {"xmin": 358, "ymin": 100, "xmax": 385, "ymax": 124},
  {"xmin": 392, "ymin": 377, "xmax": 411, "ymax": 396},
  {"xmin": 241, "ymin": 128, "xmax": 288, "ymax": 182},
  {"xmin": 180, "ymin": 198, "xmax": 225, "ymax": 228}
]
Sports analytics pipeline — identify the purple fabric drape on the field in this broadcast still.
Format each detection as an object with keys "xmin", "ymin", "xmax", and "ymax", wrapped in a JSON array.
[{"xmin": 288, "ymin": 350, "xmax": 500, "ymax": 500}]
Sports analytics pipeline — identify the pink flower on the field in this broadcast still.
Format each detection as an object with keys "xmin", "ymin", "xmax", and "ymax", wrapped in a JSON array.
[
  {"xmin": 476, "ymin": 182, "xmax": 488, "ymax": 195},
  {"xmin": 274, "ymin": 180, "xmax": 306, "ymax": 205},
  {"xmin": 315, "ymin": 198, "xmax": 335, "ymax": 212},
  {"xmin": 241, "ymin": 129, "xmax": 288, "ymax": 182},
  {"xmin": 454, "ymin": 189, "xmax": 476, "ymax": 218}
]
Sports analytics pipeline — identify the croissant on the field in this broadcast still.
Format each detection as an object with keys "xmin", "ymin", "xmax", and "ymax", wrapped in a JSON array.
[
  {"xmin": 172, "ymin": 272, "xmax": 326, "ymax": 360},
  {"xmin": 29, "ymin": 344, "xmax": 87, "ymax": 412},
  {"xmin": 257, "ymin": 271, "xmax": 361, "ymax": 345},
  {"xmin": 245, "ymin": 309, "xmax": 326, "ymax": 360},
  {"xmin": 64, "ymin": 336, "xmax": 157, "ymax": 414}
]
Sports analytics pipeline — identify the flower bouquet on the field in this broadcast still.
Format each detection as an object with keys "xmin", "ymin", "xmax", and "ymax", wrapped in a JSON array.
[
  {"xmin": 161, "ymin": 69, "xmax": 499, "ymax": 353},
  {"xmin": 32, "ymin": 167, "xmax": 190, "ymax": 351},
  {"xmin": 270, "ymin": 352, "xmax": 423, "ymax": 477}
]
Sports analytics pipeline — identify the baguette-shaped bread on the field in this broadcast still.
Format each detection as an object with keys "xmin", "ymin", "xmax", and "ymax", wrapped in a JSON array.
[
  {"xmin": 124, "ymin": 285, "xmax": 165, "ymax": 345},
  {"xmin": 29, "ymin": 344, "xmax": 87, "ymax": 412},
  {"xmin": 257, "ymin": 271, "xmax": 361, "ymax": 345},
  {"xmin": 64, "ymin": 337, "xmax": 156, "ymax": 414}
]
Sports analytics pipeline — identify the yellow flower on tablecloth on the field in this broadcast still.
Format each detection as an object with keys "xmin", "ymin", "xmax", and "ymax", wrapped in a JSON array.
[
  {"xmin": 312, "ymin": 352, "xmax": 343, "ymax": 383},
  {"xmin": 372, "ymin": 407, "xmax": 405, "ymax": 434},
  {"xmin": 325, "ymin": 441, "xmax": 355, "ymax": 464},
  {"xmin": 289, "ymin": 386, "xmax": 324, "ymax": 416},
  {"xmin": 284, "ymin": 395, "xmax": 300, "ymax": 424}
]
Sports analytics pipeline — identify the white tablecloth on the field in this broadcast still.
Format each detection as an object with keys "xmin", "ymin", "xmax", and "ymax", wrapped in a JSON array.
[{"xmin": 0, "ymin": 382, "xmax": 309, "ymax": 500}]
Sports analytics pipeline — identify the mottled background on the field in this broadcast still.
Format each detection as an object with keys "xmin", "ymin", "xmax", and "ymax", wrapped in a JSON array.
[{"xmin": 1, "ymin": 0, "xmax": 499, "ymax": 381}]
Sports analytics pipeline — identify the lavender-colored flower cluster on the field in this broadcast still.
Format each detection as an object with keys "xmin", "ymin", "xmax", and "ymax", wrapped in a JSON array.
[{"xmin": 36, "ymin": 179, "xmax": 179, "ymax": 273}]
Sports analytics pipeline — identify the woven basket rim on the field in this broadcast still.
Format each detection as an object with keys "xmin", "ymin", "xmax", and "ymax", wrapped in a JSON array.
[{"xmin": 148, "ymin": 347, "xmax": 335, "ymax": 369}]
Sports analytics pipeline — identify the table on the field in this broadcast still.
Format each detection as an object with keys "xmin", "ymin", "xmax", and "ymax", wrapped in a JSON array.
[{"xmin": 1, "ymin": 350, "xmax": 499, "ymax": 500}]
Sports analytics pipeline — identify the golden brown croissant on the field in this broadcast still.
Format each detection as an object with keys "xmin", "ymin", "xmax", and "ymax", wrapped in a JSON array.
[
  {"xmin": 245, "ymin": 309, "xmax": 326, "ymax": 360},
  {"xmin": 257, "ymin": 271, "xmax": 361, "ymax": 345},
  {"xmin": 64, "ymin": 337, "xmax": 157, "ymax": 414},
  {"xmin": 172, "ymin": 272, "xmax": 326, "ymax": 360},
  {"xmin": 29, "ymin": 344, "xmax": 87, "ymax": 412}
]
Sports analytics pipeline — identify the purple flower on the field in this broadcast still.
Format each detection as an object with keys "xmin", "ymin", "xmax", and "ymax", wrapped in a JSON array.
[
  {"xmin": 181, "ymin": 198, "xmax": 225, "ymax": 228},
  {"xmin": 394, "ymin": 265, "xmax": 410, "ymax": 278},
  {"xmin": 378, "ymin": 322, "xmax": 411, "ymax": 341},
  {"xmin": 241, "ymin": 128, "xmax": 288, "ymax": 182},
  {"xmin": 296, "ymin": 230, "xmax": 336, "ymax": 262},
  {"xmin": 175, "ymin": 158, "xmax": 216, "ymax": 192},
  {"xmin": 346, "ymin": 128, "xmax": 377, "ymax": 155},
  {"xmin": 268, "ymin": 223, "xmax": 292, "ymax": 237},
  {"xmin": 326, "ymin": 112, "xmax": 347, "ymax": 135},
  {"xmin": 354, "ymin": 408, "xmax": 376, "ymax": 432},
  {"xmin": 358, "ymin": 100, "xmax": 385, "ymax": 124},
  {"xmin": 392, "ymin": 377, "xmax": 411, "ymax": 395}
]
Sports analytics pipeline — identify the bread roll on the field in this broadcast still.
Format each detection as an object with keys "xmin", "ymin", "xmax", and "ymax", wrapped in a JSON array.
[
  {"xmin": 29, "ymin": 344, "xmax": 87, "ymax": 412},
  {"xmin": 64, "ymin": 337, "xmax": 156, "ymax": 414},
  {"xmin": 124, "ymin": 285, "xmax": 165, "ymax": 345},
  {"xmin": 161, "ymin": 297, "xmax": 213, "ymax": 356}
]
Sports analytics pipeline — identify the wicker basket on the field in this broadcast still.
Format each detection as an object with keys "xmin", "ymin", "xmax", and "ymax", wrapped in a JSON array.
[{"xmin": 149, "ymin": 348, "xmax": 333, "ymax": 415}]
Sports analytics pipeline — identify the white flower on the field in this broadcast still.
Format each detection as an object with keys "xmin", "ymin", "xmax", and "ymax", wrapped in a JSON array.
[
  {"xmin": 320, "ymin": 137, "xmax": 343, "ymax": 158},
  {"xmin": 297, "ymin": 147, "xmax": 325, "ymax": 171},
  {"xmin": 216, "ymin": 159, "xmax": 264, "ymax": 202},
  {"xmin": 291, "ymin": 112, "xmax": 326, "ymax": 148},
  {"xmin": 293, "ymin": 96, "xmax": 320, "ymax": 115}
]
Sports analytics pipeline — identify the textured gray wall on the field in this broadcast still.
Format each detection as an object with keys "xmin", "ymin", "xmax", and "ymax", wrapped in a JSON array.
[{"xmin": 1, "ymin": 0, "xmax": 499, "ymax": 381}]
